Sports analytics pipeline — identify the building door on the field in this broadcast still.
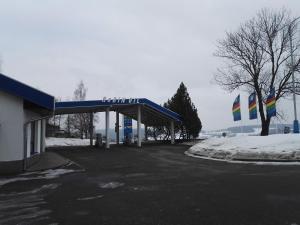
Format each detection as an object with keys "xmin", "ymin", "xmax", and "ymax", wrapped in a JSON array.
[{"xmin": 30, "ymin": 122, "xmax": 35, "ymax": 155}]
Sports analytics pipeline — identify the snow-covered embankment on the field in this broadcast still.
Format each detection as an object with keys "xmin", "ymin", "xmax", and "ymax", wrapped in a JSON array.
[
  {"xmin": 186, "ymin": 134, "xmax": 300, "ymax": 162},
  {"xmin": 46, "ymin": 138, "xmax": 93, "ymax": 147}
]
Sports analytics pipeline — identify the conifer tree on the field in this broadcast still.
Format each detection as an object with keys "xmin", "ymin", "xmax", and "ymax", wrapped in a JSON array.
[{"xmin": 165, "ymin": 82, "xmax": 202, "ymax": 140}]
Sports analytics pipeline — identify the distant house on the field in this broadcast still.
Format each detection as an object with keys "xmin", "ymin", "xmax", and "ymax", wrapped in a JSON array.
[{"xmin": 0, "ymin": 74, "xmax": 54, "ymax": 174}]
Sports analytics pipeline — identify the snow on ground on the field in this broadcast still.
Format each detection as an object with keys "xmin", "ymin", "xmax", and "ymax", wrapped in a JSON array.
[
  {"xmin": 46, "ymin": 137, "xmax": 94, "ymax": 147},
  {"xmin": 77, "ymin": 195, "xmax": 104, "ymax": 201},
  {"xmin": 0, "ymin": 183, "xmax": 60, "ymax": 224},
  {"xmin": 99, "ymin": 182, "xmax": 125, "ymax": 189},
  {"xmin": 0, "ymin": 168, "xmax": 79, "ymax": 187},
  {"xmin": 187, "ymin": 134, "xmax": 300, "ymax": 162}
]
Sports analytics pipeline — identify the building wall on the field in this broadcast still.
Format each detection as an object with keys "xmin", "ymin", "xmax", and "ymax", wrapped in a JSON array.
[
  {"xmin": 0, "ymin": 91, "xmax": 24, "ymax": 161},
  {"xmin": 0, "ymin": 82, "xmax": 52, "ymax": 174},
  {"xmin": 0, "ymin": 91, "xmax": 46, "ymax": 174}
]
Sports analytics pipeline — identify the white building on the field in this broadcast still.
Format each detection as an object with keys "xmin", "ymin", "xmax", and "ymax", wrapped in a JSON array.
[{"xmin": 0, "ymin": 74, "xmax": 54, "ymax": 174}]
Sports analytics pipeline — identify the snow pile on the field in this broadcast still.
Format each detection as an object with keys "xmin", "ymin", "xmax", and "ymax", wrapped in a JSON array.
[
  {"xmin": 198, "ymin": 133, "xmax": 211, "ymax": 139},
  {"xmin": 187, "ymin": 134, "xmax": 300, "ymax": 162},
  {"xmin": 46, "ymin": 138, "xmax": 94, "ymax": 147}
]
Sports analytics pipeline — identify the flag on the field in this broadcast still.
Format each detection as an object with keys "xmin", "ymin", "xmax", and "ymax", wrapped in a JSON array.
[
  {"xmin": 248, "ymin": 92, "xmax": 257, "ymax": 120},
  {"xmin": 266, "ymin": 87, "xmax": 276, "ymax": 118},
  {"xmin": 232, "ymin": 95, "xmax": 241, "ymax": 121}
]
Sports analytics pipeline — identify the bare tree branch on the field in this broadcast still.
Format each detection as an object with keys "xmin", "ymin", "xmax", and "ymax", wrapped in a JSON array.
[{"xmin": 214, "ymin": 8, "xmax": 300, "ymax": 135}]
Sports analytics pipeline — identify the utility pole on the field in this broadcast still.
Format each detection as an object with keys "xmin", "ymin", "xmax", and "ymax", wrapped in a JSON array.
[{"xmin": 289, "ymin": 24, "xmax": 299, "ymax": 133}]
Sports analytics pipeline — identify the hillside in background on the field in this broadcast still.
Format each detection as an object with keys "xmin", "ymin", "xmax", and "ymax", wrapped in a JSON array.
[
  {"xmin": 96, "ymin": 128, "xmax": 145, "ymax": 141},
  {"xmin": 203, "ymin": 124, "xmax": 293, "ymax": 136}
]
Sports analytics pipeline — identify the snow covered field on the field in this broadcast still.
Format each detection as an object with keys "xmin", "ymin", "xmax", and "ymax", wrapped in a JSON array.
[
  {"xmin": 46, "ymin": 138, "xmax": 94, "ymax": 147},
  {"xmin": 187, "ymin": 134, "xmax": 300, "ymax": 162}
]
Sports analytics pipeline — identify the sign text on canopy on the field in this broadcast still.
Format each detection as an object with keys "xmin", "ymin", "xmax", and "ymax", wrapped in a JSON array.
[{"xmin": 102, "ymin": 97, "xmax": 140, "ymax": 104}]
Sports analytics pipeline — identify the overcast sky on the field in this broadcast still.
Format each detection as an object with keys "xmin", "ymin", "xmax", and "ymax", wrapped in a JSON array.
[{"xmin": 1, "ymin": 0, "xmax": 300, "ymax": 130}]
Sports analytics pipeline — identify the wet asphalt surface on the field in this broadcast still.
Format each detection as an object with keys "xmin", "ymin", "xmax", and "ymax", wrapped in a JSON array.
[{"xmin": 1, "ymin": 144, "xmax": 300, "ymax": 225}]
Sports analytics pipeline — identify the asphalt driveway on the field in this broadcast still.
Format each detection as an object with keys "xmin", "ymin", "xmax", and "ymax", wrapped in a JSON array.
[{"xmin": 1, "ymin": 144, "xmax": 300, "ymax": 225}]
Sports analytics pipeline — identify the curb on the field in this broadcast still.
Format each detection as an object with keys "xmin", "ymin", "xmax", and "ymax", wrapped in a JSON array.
[
  {"xmin": 26, "ymin": 160, "xmax": 72, "ymax": 172},
  {"xmin": 26, "ymin": 152, "xmax": 80, "ymax": 172},
  {"xmin": 184, "ymin": 151, "xmax": 300, "ymax": 165}
]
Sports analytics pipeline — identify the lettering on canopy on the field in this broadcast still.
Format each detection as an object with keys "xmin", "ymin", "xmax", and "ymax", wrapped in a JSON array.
[{"xmin": 102, "ymin": 97, "xmax": 140, "ymax": 104}]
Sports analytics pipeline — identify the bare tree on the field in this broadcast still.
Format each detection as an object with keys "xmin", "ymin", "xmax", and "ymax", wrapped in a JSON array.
[
  {"xmin": 63, "ymin": 81, "xmax": 99, "ymax": 139},
  {"xmin": 215, "ymin": 8, "xmax": 300, "ymax": 136},
  {"xmin": 147, "ymin": 126, "xmax": 170, "ymax": 141},
  {"xmin": 70, "ymin": 81, "xmax": 90, "ymax": 139}
]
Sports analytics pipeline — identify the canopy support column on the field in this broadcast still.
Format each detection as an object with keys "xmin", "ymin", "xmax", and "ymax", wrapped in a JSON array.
[
  {"xmin": 171, "ymin": 120, "xmax": 175, "ymax": 144},
  {"xmin": 137, "ymin": 105, "xmax": 142, "ymax": 148},
  {"xmin": 116, "ymin": 111, "xmax": 120, "ymax": 145},
  {"xmin": 89, "ymin": 113, "xmax": 94, "ymax": 146},
  {"xmin": 105, "ymin": 108, "xmax": 110, "ymax": 149}
]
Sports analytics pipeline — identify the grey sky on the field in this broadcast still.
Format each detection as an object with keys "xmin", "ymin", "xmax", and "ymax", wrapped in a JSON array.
[{"xmin": 1, "ymin": 0, "xmax": 300, "ymax": 130}]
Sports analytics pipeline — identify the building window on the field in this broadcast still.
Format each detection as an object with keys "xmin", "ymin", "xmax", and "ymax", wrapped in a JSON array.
[{"xmin": 30, "ymin": 122, "xmax": 35, "ymax": 155}]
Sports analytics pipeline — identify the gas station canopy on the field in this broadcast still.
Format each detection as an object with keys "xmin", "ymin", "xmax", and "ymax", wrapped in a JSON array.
[{"xmin": 55, "ymin": 98, "xmax": 182, "ymax": 126}]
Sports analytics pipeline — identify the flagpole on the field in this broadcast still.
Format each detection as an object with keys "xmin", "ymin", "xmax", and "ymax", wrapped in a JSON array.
[
  {"xmin": 240, "ymin": 119, "xmax": 243, "ymax": 134},
  {"xmin": 240, "ymin": 96, "xmax": 242, "ymax": 134},
  {"xmin": 257, "ymin": 116, "xmax": 259, "ymax": 134},
  {"xmin": 289, "ymin": 24, "xmax": 300, "ymax": 133}
]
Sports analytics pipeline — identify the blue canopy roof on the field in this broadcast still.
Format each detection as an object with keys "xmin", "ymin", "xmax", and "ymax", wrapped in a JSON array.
[
  {"xmin": 0, "ymin": 73, "xmax": 55, "ymax": 110},
  {"xmin": 55, "ymin": 98, "xmax": 182, "ymax": 125}
]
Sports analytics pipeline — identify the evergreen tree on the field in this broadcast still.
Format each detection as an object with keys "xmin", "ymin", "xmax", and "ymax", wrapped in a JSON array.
[{"xmin": 165, "ymin": 82, "xmax": 202, "ymax": 140}]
